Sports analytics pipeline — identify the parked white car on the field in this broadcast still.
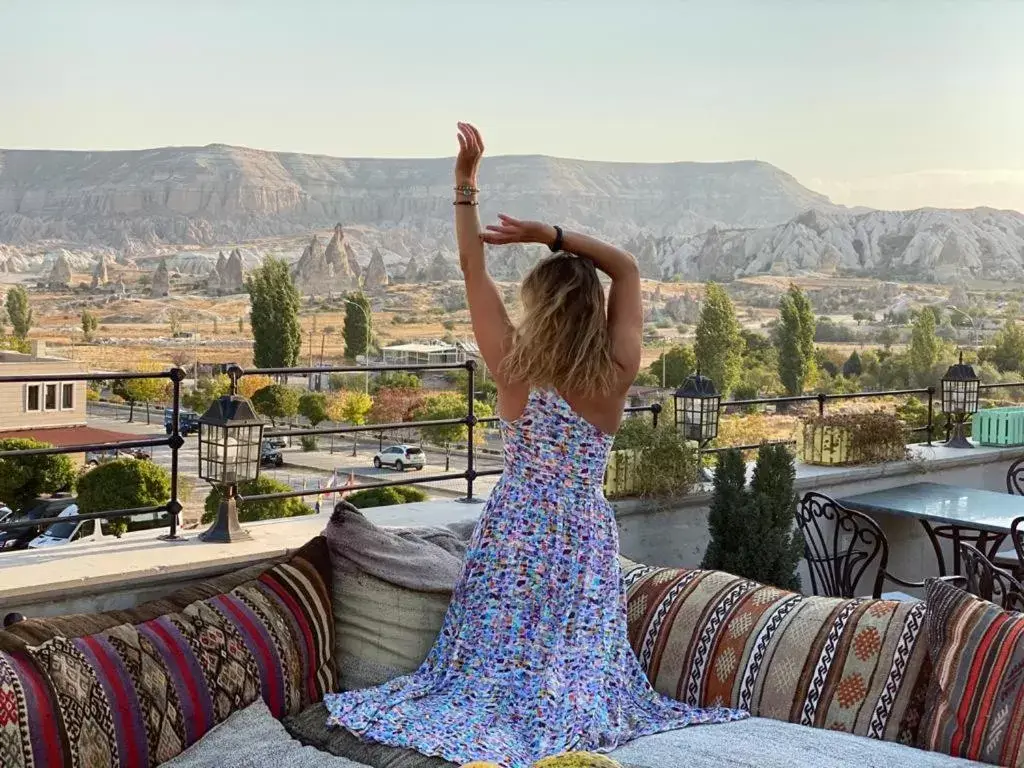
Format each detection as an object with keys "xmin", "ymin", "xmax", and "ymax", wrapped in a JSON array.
[
  {"xmin": 28, "ymin": 505, "xmax": 98, "ymax": 548},
  {"xmin": 372, "ymin": 445, "xmax": 425, "ymax": 471}
]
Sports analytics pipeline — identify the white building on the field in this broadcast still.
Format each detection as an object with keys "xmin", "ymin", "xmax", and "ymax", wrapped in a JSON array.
[{"xmin": 382, "ymin": 342, "xmax": 470, "ymax": 366}]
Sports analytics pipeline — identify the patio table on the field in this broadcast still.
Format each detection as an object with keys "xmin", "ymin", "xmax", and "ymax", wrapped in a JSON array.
[{"xmin": 836, "ymin": 481, "xmax": 1024, "ymax": 576}]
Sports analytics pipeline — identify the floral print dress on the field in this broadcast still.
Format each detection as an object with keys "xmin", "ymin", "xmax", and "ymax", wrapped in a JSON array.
[{"xmin": 324, "ymin": 389, "xmax": 746, "ymax": 767}]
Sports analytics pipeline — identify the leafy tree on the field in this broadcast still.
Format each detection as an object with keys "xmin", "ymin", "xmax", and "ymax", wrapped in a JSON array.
[
  {"xmin": 877, "ymin": 326, "xmax": 900, "ymax": 349},
  {"xmin": 251, "ymin": 384, "xmax": 300, "ymax": 426},
  {"xmin": 81, "ymin": 309, "xmax": 98, "ymax": 342},
  {"xmin": 237, "ymin": 374, "xmax": 273, "ymax": 400},
  {"xmin": 842, "ymin": 350, "xmax": 863, "ymax": 378},
  {"xmin": 0, "ymin": 438, "xmax": 77, "ymax": 512},
  {"xmin": 909, "ymin": 309, "xmax": 940, "ymax": 385},
  {"xmin": 647, "ymin": 345, "xmax": 696, "ymax": 388},
  {"xmin": 343, "ymin": 291, "xmax": 373, "ymax": 360},
  {"xmin": 852, "ymin": 311, "xmax": 874, "ymax": 326},
  {"xmin": 632, "ymin": 371, "xmax": 659, "ymax": 387},
  {"xmin": 183, "ymin": 374, "xmax": 232, "ymax": 413},
  {"xmin": 372, "ymin": 371, "xmax": 422, "ymax": 392},
  {"xmin": 202, "ymin": 475, "xmax": 311, "ymax": 524},
  {"xmin": 6, "ymin": 285, "xmax": 32, "ymax": 340},
  {"xmin": 776, "ymin": 285, "xmax": 816, "ymax": 395},
  {"xmin": 116, "ymin": 375, "xmax": 169, "ymax": 423},
  {"xmin": 368, "ymin": 387, "xmax": 425, "ymax": 425},
  {"xmin": 238, "ymin": 316, "xmax": 245, "ymax": 333},
  {"xmin": 987, "ymin": 315, "xmax": 1024, "ymax": 373},
  {"xmin": 298, "ymin": 391, "xmax": 330, "ymax": 427},
  {"xmin": 329, "ymin": 391, "xmax": 373, "ymax": 456},
  {"xmin": 412, "ymin": 392, "xmax": 493, "ymax": 446},
  {"xmin": 694, "ymin": 283, "xmax": 742, "ymax": 394},
  {"xmin": 245, "ymin": 257, "xmax": 301, "ymax": 368},
  {"xmin": 168, "ymin": 308, "xmax": 184, "ymax": 337},
  {"xmin": 76, "ymin": 459, "xmax": 171, "ymax": 537},
  {"xmin": 445, "ymin": 369, "xmax": 498, "ymax": 402},
  {"xmin": 701, "ymin": 444, "xmax": 802, "ymax": 591}
]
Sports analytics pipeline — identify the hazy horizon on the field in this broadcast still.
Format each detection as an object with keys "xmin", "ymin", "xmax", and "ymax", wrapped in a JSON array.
[{"xmin": 3, "ymin": 0, "xmax": 1023, "ymax": 213}]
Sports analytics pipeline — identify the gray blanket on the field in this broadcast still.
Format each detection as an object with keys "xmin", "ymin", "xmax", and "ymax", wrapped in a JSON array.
[{"xmin": 323, "ymin": 502, "xmax": 475, "ymax": 594}]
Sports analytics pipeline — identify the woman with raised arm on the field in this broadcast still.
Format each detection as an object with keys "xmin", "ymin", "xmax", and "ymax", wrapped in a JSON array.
[{"xmin": 324, "ymin": 123, "xmax": 746, "ymax": 767}]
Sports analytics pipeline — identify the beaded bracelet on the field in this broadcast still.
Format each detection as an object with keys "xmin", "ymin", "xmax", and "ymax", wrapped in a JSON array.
[{"xmin": 453, "ymin": 184, "xmax": 480, "ymax": 196}]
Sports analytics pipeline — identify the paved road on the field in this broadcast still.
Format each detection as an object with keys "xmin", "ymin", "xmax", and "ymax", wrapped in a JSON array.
[{"xmin": 86, "ymin": 409, "xmax": 503, "ymax": 501}]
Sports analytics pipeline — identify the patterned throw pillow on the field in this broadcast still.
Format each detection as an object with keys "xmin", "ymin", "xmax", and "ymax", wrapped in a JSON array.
[
  {"xmin": 0, "ymin": 536, "xmax": 335, "ymax": 768},
  {"xmin": 621, "ymin": 561, "xmax": 931, "ymax": 744},
  {"xmin": 921, "ymin": 578, "xmax": 1024, "ymax": 767}
]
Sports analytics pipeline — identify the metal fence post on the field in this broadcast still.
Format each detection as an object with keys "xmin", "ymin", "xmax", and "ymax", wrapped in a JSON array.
[
  {"xmin": 161, "ymin": 367, "xmax": 186, "ymax": 540},
  {"xmin": 460, "ymin": 360, "xmax": 480, "ymax": 503},
  {"xmin": 817, "ymin": 392, "xmax": 827, "ymax": 417},
  {"xmin": 926, "ymin": 386, "xmax": 935, "ymax": 446},
  {"xmin": 651, "ymin": 402, "xmax": 662, "ymax": 429}
]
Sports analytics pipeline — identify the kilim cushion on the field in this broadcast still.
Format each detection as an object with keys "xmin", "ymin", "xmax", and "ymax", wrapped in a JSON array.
[
  {"xmin": 0, "ymin": 535, "xmax": 335, "ymax": 768},
  {"xmin": 621, "ymin": 560, "xmax": 931, "ymax": 744},
  {"xmin": 920, "ymin": 577, "xmax": 1024, "ymax": 767}
]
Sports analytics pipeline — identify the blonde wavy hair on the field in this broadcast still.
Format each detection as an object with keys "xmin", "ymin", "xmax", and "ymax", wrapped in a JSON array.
[{"xmin": 501, "ymin": 254, "xmax": 616, "ymax": 396}]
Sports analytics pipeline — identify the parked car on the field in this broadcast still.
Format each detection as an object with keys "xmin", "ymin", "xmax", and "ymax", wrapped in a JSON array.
[
  {"xmin": 28, "ymin": 504, "xmax": 95, "ymax": 549},
  {"xmin": 164, "ymin": 408, "xmax": 200, "ymax": 436},
  {"xmin": 85, "ymin": 447, "xmax": 151, "ymax": 466},
  {"xmin": 260, "ymin": 442, "xmax": 284, "ymax": 468},
  {"xmin": 0, "ymin": 496, "xmax": 78, "ymax": 552},
  {"xmin": 373, "ymin": 445, "xmax": 425, "ymax": 471}
]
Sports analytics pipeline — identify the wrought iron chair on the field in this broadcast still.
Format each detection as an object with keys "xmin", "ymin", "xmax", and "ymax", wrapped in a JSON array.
[
  {"xmin": 797, "ymin": 492, "xmax": 929, "ymax": 600},
  {"xmin": 959, "ymin": 542, "xmax": 1024, "ymax": 612},
  {"xmin": 1009, "ymin": 458, "xmax": 1024, "ymax": 496}
]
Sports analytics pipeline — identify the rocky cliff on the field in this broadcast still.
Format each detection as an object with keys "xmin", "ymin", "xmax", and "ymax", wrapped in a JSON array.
[
  {"xmin": 0, "ymin": 144, "xmax": 830, "ymax": 247},
  {"xmin": 2, "ymin": 143, "xmax": 1023, "ymax": 282}
]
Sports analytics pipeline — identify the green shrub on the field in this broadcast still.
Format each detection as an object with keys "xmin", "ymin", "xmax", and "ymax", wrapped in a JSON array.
[
  {"xmin": 0, "ymin": 438, "xmax": 78, "ymax": 512},
  {"xmin": 609, "ymin": 419, "xmax": 699, "ymax": 498},
  {"xmin": 300, "ymin": 435, "xmax": 318, "ymax": 452},
  {"xmin": 801, "ymin": 410, "xmax": 909, "ymax": 465},
  {"xmin": 346, "ymin": 485, "xmax": 428, "ymax": 509},
  {"xmin": 202, "ymin": 475, "xmax": 311, "ymax": 524},
  {"xmin": 77, "ymin": 458, "xmax": 171, "ymax": 538},
  {"xmin": 701, "ymin": 444, "xmax": 803, "ymax": 591}
]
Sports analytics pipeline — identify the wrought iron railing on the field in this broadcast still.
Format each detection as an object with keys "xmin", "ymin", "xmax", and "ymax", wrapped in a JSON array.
[{"xmin": 1, "ymin": 360, "xmax": 1022, "ymax": 543}]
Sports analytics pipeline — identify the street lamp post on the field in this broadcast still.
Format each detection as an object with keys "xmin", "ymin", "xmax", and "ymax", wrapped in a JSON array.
[{"xmin": 343, "ymin": 299, "xmax": 371, "ymax": 394}]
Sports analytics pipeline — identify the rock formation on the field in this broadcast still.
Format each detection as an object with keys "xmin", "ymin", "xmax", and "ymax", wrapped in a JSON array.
[
  {"xmin": 363, "ymin": 249, "xmax": 389, "ymax": 294},
  {"xmin": 207, "ymin": 251, "xmax": 226, "ymax": 293},
  {"xmin": 292, "ymin": 235, "xmax": 332, "ymax": 296},
  {"xmin": 90, "ymin": 253, "xmax": 111, "ymax": 289},
  {"xmin": 47, "ymin": 252, "xmax": 73, "ymax": 289},
  {"xmin": 222, "ymin": 248, "xmax": 245, "ymax": 293},
  {"xmin": 151, "ymin": 257, "xmax": 170, "ymax": 298},
  {"xmin": 424, "ymin": 252, "xmax": 460, "ymax": 283},
  {"xmin": 400, "ymin": 254, "xmax": 423, "ymax": 283},
  {"xmin": 324, "ymin": 224, "xmax": 359, "ymax": 289}
]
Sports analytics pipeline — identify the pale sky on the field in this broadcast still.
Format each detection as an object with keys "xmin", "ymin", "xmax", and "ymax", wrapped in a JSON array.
[{"xmin": 2, "ymin": 0, "xmax": 1023, "ymax": 212}]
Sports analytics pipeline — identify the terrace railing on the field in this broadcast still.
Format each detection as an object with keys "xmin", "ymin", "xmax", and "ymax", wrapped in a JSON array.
[{"xmin": 2, "ymin": 360, "xmax": 1022, "ymax": 543}]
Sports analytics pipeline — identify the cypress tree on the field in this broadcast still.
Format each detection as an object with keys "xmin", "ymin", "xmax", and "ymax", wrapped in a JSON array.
[{"xmin": 702, "ymin": 444, "xmax": 803, "ymax": 591}]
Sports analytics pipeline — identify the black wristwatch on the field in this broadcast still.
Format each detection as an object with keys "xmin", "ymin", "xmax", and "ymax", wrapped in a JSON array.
[{"xmin": 549, "ymin": 225, "xmax": 564, "ymax": 253}]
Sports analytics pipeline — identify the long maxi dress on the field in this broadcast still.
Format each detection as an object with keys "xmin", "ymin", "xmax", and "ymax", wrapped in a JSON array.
[{"xmin": 324, "ymin": 389, "xmax": 747, "ymax": 767}]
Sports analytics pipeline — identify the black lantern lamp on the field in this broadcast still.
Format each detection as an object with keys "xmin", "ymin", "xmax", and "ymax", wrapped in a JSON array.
[
  {"xmin": 197, "ymin": 394, "xmax": 265, "ymax": 542},
  {"xmin": 674, "ymin": 371, "xmax": 722, "ymax": 480},
  {"xmin": 940, "ymin": 351, "xmax": 981, "ymax": 449}
]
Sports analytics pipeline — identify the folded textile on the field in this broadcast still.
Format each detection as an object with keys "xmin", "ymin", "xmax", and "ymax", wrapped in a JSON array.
[{"xmin": 323, "ymin": 501, "xmax": 475, "ymax": 593}]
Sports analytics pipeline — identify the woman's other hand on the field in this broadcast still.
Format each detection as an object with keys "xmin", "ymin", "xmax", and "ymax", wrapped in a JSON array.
[
  {"xmin": 455, "ymin": 122, "xmax": 484, "ymax": 185},
  {"xmin": 481, "ymin": 215, "xmax": 557, "ymax": 247}
]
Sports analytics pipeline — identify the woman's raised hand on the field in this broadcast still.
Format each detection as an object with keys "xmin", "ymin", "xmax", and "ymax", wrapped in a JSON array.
[
  {"xmin": 481, "ymin": 214, "xmax": 556, "ymax": 247},
  {"xmin": 455, "ymin": 122, "xmax": 484, "ymax": 184}
]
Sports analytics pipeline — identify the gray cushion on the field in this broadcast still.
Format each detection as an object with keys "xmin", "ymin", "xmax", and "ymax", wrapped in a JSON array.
[
  {"xmin": 283, "ymin": 702, "xmax": 456, "ymax": 768},
  {"xmin": 163, "ymin": 700, "xmax": 370, "ymax": 767},
  {"xmin": 608, "ymin": 717, "xmax": 988, "ymax": 768}
]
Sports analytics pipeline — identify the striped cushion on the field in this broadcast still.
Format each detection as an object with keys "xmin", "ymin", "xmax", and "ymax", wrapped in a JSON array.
[
  {"xmin": 921, "ymin": 578, "xmax": 1024, "ymax": 766},
  {"xmin": 0, "ymin": 536, "xmax": 334, "ymax": 768},
  {"xmin": 622, "ymin": 561, "xmax": 930, "ymax": 744}
]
